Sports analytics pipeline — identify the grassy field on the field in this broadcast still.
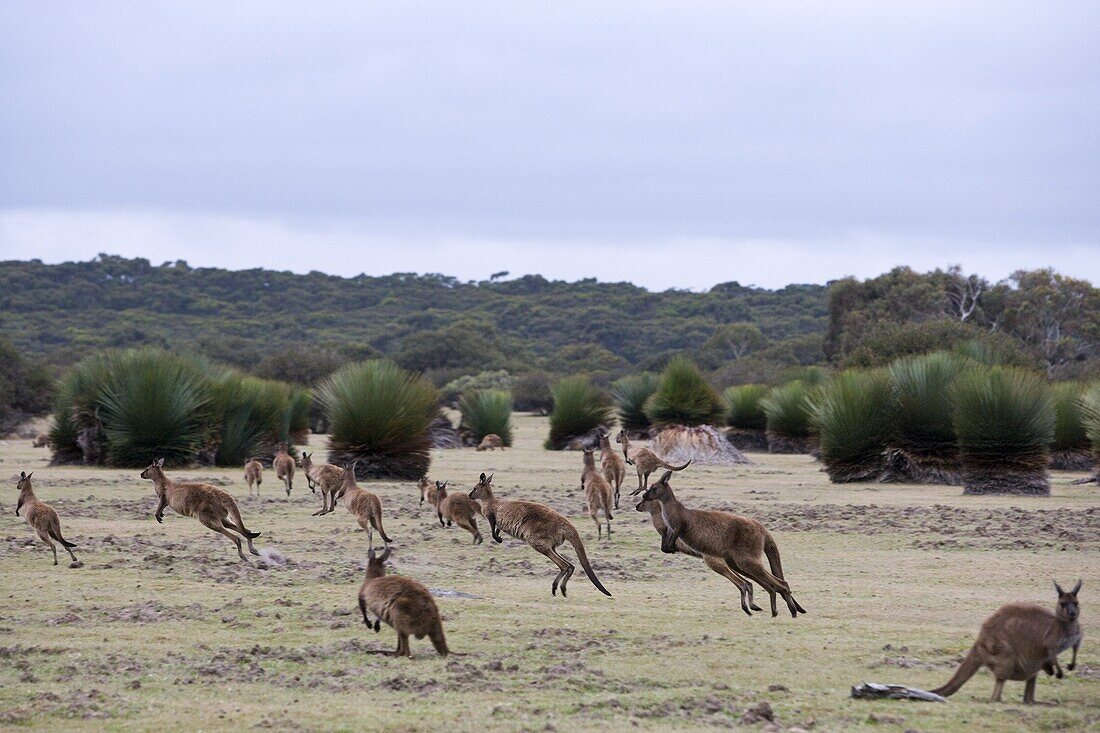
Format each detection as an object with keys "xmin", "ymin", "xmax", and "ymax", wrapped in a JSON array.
[{"xmin": 2, "ymin": 414, "xmax": 1097, "ymax": 732}]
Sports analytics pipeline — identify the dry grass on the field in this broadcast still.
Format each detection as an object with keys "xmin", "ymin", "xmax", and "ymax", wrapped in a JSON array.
[{"xmin": 1, "ymin": 414, "xmax": 1098, "ymax": 732}]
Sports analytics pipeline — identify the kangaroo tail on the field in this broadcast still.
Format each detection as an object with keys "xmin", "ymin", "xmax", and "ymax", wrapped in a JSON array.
[
  {"xmin": 429, "ymin": 619, "xmax": 449, "ymax": 657},
  {"xmin": 566, "ymin": 526, "xmax": 612, "ymax": 596},
  {"xmin": 50, "ymin": 528, "xmax": 77, "ymax": 548},
  {"xmin": 229, "ymin": 503, "xmax": 261, "ymax": 539},
  {"xmin": 931, "ymin": 645, "xmax": 982, "ymax": 697},
  {"xmin": 374, "ymin": 511, "xmax": 393, "ymax": 543},
  {"xmin": 661, "ymin": 458, "xmax": 692, "ymax": 471},
  {"xmin": 602, "ymin": 491, "xmax": 613, "ymax": 522},
  {"xmin": 763, "ymin": 532, "xmax": 806, "ymax": 614}
]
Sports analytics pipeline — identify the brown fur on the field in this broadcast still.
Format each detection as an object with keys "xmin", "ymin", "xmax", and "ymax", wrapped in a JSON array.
[
  {"xmin": 420, "ymin": 479, "xmax": 483, "ymax": 544},
  {"xmin": 635, "ymin": 497, "xmax": 762, "ymax": 615},
  {"xmin": 617, "ymin": 429, "xmax": 691, "ymax": 493},
  {"xmin": 599, "ymin": 432, "xmax": 626, "ymax": 509},
  {"xmin": 476, "ymin": 434, "xmax": 505, "ymax": 451},
  {"xmin": 336, "ymin": 462, "xmax": 392, "ymax": 547},
  {"xmin": 358, "ymin": 546, "xmax": 449, "ymax": 657},
  {"xmin": 469, "ymin": 473, "xmax": 611, "ymax": 597},
  {"xmin": 581, "ymin": 448, "xmax": 614, "ymax": 540},
  {"xmin": 244, "ymin": 458, "xmax": 263, "ymax": 496},
  {"xmin": 273, "ymin": 442, "xmax": 295, "ymax": 496},
  {"xmin": 302, "ymin": 451, "xmax": 344, "ymax": 515},
  {"xmin": 140, "ymin": 458, "xmax": 261, "ymax": 561},
  {"xmin": 932, "ymin": 581, "xmax": 1083, "ymax": 704},
  {"xmin": 15, "ymin": 472, "xmax": 79, "ymax": 566},
  {"xmin": 641, "ymin": 471, "xmax": 805, "ymax": 617},
  {"xmin": 32, "ymin": 433, "xmax": 49, "ymax": 448}
]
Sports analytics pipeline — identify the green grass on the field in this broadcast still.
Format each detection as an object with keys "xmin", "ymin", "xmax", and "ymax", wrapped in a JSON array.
[
  {"xmin": 644, "ymin": 357, "xmax": 724, "ymax": 428},
  {"xmin": 610, "ymin": 373, "xmax": 659, "ymax": 432},
  {"xmin": 545, "ymin": 376, "xmax": 614, "ymax": 449},
  {"xmin": 459, "ymin": 389, "xmax": 514, "ymax": 446}
]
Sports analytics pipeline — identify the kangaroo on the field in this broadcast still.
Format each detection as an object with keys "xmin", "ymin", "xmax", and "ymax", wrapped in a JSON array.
[
  {"xmin": 617, "ymin": 429, "xmax": 691, "ymax": 493},
  {"xmin": 244, "ymin": 458, "xmax": 263, "ymax": 496},
  {"xmin": 635, "ymin": 496, "xmax": 762, "ymax": 616},
  {"xmin": 301, "ymin": 452, "xmax": 343, "ymax": 515},
  {"xmin": 932, "ymin": 581, "xmax": 1083, "ymax": 704},
  {"xmin": 642, "ymin": 471, "xmax": 806, "ymax": 617},
  {"xmin": 32, "ymin": 433, "xmax": 49, "ymax": 448},
  {"xmin": 358, "ymin": 546, "xmax": 449, "ymax": 657},
  {"xmin": 273, "ymin": 442, "xmax": 295, "ymax": 496},
  {"xmin": 336, "ymin": 462, "xmax": 392, "ymax": 548},
  {"xmin": 599, "ymin": 432, "xmax": 626, "ymax": 509},
  {"xmin": 422, "ymin": 480, "xmax": 483, "ymax": 544},
  {"xmin": 15, "ymin": 472, "xmax": 79, "ymax": 566},
  {"xmin": 476, "ymin": 434, "xmax": 505, "ymax": 451},
  {"xmin": 581, "ymin": 448, "xmax": 614, "ymax": 539},
  {"xmin": 469, "ymin": 473, "xmax": 611, "ymax": 597},
  {"xmin": 140, "ymin": 458, "xmax": 261, "ymax": 561}
]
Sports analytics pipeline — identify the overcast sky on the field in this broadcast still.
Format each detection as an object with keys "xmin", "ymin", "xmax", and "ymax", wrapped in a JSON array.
[{"xmin": 1, "ymin": 1, "xmax": 1097, "ymax": 289}]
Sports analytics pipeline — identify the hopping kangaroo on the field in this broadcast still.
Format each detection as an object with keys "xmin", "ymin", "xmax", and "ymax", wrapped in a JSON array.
[
  {"xmin": 140, "ymin": 458, "xmax": 262, "ymax": 561},
  {"xmin": 244, "ymin": 458, "xmax": 263, "ymax": 496},
  {"xmin": 617, "ymin": 429, "xmax": 691, "ymax": 493},
  {"xmin": 32, "ymin": 433, "xmax": 49, "ymax": 448},
  {"xmin": 358, "ymin": 546, "xmax": 449, "ymax": 657},
  {"xmin": 635, "ymin": 496, "xmax": 762, "ymax": 616},
  {"xmin": 302, "ymin": 452, "xmax": 343, "ymax": 515},
  {"xmin": 273, "ymin": 442, "xmax": 295, "ymax": 496},
  {"xmin": 932, "ymin": 581, "xmax": 1083, "ymax": 704},
  {"xmin": 581, "ymin": 448, "xmax": 614, "ymax": 539},
  {"xmin": 421, "ymin": 479, "xmax": 483, "ymax": 544},
  {"xmin": 642, "ymin": 471, "xmax": 806, "ymax": 617},
  {"xmin": 599, "ymin": 432, "xmax": 626, "ymax": 509},
  {"xmin": 15, "ymin": 471, "xmax": 79, "ymax": 566},
  {"xmin": 469, "ymin": 473, "xmax": 611, "ymax": 597},
  {"xmin": 336, "ymin": 462, "xmax": 392, "ymax": 548},
  {"xmin": 476, "ymin": 434, "xmax": 505, "ymax": 451}
]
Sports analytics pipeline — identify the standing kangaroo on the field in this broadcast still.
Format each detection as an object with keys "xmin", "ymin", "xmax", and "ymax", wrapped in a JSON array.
[
  {"xmin": 15, "ymin": 472, "xmax": 79, "ymax": 566},
  {"xmin": 598, "ymin": 432, "xmax": 626, "ymax": 509},
  {"xmin": 140, "ymin": 458, "xmax": 261, "ymax": 562},
  {"xmin": 244, "ymin": 458, "xmax": 263, "ymax": 497},
  {"xmin": 421, "ymin": 479, "xmax": 483, "ymax": 544},
  {"xmin": 273, "ymin": 442, "xmax": 295, "ymax": 496},
  {"xmin": 617, "ymin": 429, "xmax": 691, "ymax": 493},
  {"xmin": 358, "ymin": 546, "xmax": 449, "ymax": 657},
  {"xmin": 476, "ymin": 434, "xmax": 505, "ymax": 451},
  {"xmin": 336, "ymin": 461, "xmax": 392, "ymax": 548},
  {"xmin": 302, "ymin": 452, "xmax": 343, "ymax": 515},
  {"xmin": 931, "ymin": 581, "xmax": 1083, "ymax": 704},
  {"xmin": 641, "ymin": 471, "xmax": 805, "ymax": 618},
  {"xmin": 635, "ymin": 496, "xmax": 762, "ymax": 616},
  {"xmin": 469, "ymin": 473, "xmax": 611, "ymax": 597},
  {"xmin": 581, "ymin": 448, "xmax": 614, "ymax": 539}
]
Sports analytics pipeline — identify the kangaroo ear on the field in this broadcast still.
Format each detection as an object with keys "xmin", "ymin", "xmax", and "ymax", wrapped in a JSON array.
[
  {"xmin": 479, "ymin": 472, "xmax": 487, "ymax": 482},
  {"xmin": 441, "ymin": 481, "xmax": 448, "ymax": 489},
  {"xmin": 1072, "ymin": 579, "xmax": 1082, "ymax": 595},
  {"xmin": 367, "ymin": 546, "xmax": 376, "ymax": 562},
  {"xmin": 156, "ymin": 457, "xmax": 165, "ymax": 467},
  {"xmin": 19, "ymin": 471, "xmax": 26, "ymax": 479},
  {"xmin": 1055, "ymin": 580, "xmax": 1065, "ymax": 595},
  {"xmin": 487, "ymin": 473, "xmax": 494, "ymax": 483},
  {"xmin": 660, "ymin": 470, "xmax": 673, "ymax": 483},
  {"xmin": 379, "ymin": 546, "xmax": 392, "ymax": 563}
]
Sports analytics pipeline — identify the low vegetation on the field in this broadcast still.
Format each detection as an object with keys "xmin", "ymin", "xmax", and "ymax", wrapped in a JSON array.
[
  {"xmin": 644, "ymin": 357, "xmax": 724, "ymax": 428},
  {"xmin": 811, "ymin": 370, "xmax": 891, "ymax": 483},
  {"xmin": 610, "ymin": 373, "xmax": 659, "ymax": 434},
  {"xmin": 458, "ymin": 389, "xmax": 514, "ymax": 447},
  {"xmin": 760, "ymin": 380, "xmax": 817, "ymax": 453},
  {"xmin": 545, "ymin": 376, "xmax": 614, "ymax": 450}
]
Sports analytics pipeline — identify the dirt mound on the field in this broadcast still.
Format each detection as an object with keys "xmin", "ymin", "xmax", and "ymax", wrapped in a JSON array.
[{"xmin": 654, "ymin": 425, "xmax": 751, "ymax": 466}]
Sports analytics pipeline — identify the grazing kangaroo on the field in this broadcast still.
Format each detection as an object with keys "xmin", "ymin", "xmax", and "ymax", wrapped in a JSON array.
[
  {"xmin": 358, "ymin": 546, "xmax": 449, "ymax": 657},
  {"xmin": 273, "ymin": 442, "xmax": 295, "ymax": 496},
  {"xmin": 32, "ymin": 433, "xmax": 49, "ymax": 448},
  {"xmin": 15, "ymin": 472, "xmax": 79, "ymax": 566},
  {"xmin": 598, "ymin": 432, "xmax": 626, "ymax": 509},
  {"xmin": 244, "ymin": 458, "xmax": 263, "ymax": 496},
  {"xmin": 476, "ymin": 434, "xmax": 505, "ymax": 451},
  {"xmin": 581, "ymin": 448, "xmax": 614, "ymax": 539},
  {"xmin": 422, "ymin": 480, "xmax": 483, "ymax": 544},
  {"xmin": 931, "ymin": 581, "xmax": 1083, "ymax": 704},
  {"xmin": 301, "ymin": 452, "xmax": 343, "ymax": 515},
  {"xmin": 469, "ymin": 473, "xmax": 611, "ymax": 597},
  {"xmin": 336, "ymin": 461, "xmax": 392, "ymax": 548},
  {"xmin": 635, "ymin": 496, "xmax": 762, "ymax": 616},
  {"xmin": 641, "ymin": 471, "xmax": 805, "ymax": 617},
  {"xmin": 140, "ymin": 458, "xmax": 261, "ymax": 561},
  {"xmin": 616, "ymin": 429, "xmax": 691, "ymax": 493}
]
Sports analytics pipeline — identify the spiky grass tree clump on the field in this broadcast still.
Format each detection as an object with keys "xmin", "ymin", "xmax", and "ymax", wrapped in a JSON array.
[
  {"xmin": 1049, "ymin": 383, "xmax": 1092, "ymax": 471},
  {"xmin": 545, "ymin": 376, "xmax": 614, "ymax": 450},
  {"xmin": 760, "ymin": 380, "xmax": 817, "ymax": 453},
  {"xmin": 211, "ymin": 374, "xmax": 290, "ymax": 466},
  {"xmin": 49, "ymin": 351, "xmax": 117, "ymax": 464},
  {"xmin": 318, "ymin": 360, "xmax": 439, "ymax": 479},
  {"xmin": 884, "ymin": 352, "xmax": 964, "ymax": 483},
  {"xmin": 811, "ymin": 370, "xmax": 891, "ymax": 483},
  {"xmin": 644, "ymin": 357, "xmax": 724, "ymax": 428},
  {"xmin": 459, "ymin": 389, "xmax": 514, "ymax": 446},
  {"xmin": 610, "ymin": 373, "xmax": 658, "ymax": 436},
  {"xmin": 287, "ymin": 387, "xmax": 312, "ymax": 444},
  {"xmin": 1080, "ymin": 384, "xmax": 1100, "ymax": 481},
  {"xmin": 723, "ymin": 384, "xmax": 770, "ymax": 452},
  {"xmin": 950, "ymin": 366, "xmax": 1055, "ymax": 495}
]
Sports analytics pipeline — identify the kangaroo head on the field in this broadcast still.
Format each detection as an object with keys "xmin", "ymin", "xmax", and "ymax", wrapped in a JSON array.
[
  {"xmin": 16, "ymin": 471, "xmax": 33, "ymax": 492},
  {"xmin": 598, "ymin": 432, "xmax": 611, "ymax": 449},
  {"xmin": 1054, "ymin": 580, "xmax": 1082, "ymax": 622},
  {"xmin": 418, "ymin": 476, "xmax": 431, "ymax": 505},
  {"xmin": 140, "ymin": 457, "xmax": 166, "ymax": 480},
  {"xmin": 634, "ymin": 497, "xmax": 655, "ymax": 514},
  {"xmin": 469, "ymin": 472, "xmax": 494, "ymax": 500},
  {"xmin": 639, "ymin": 471, "xmax": 675, "ymax": 499},
  {"xmin": 582, "ymin": 447, "xmax": 596, "ymax": 467},
  {"xmin": 616, "ymin": 429, "xmax": 627, "ymax": 445},
  {"xmin": 341, "ymin": 461, "xmax": 359, "ymax": 488},
  {"xmin": 366, "ymin": 545, "xmax": 392, "ymax": 577}
]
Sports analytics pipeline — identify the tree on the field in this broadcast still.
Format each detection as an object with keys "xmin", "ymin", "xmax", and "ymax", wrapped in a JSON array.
[
  {"xmin": 942, "ymin": 265, "xmax": 987, "ymax": 323},
  {"xmin": 701, "ymin": 323, "xmax": 768, "ymax": 364}
]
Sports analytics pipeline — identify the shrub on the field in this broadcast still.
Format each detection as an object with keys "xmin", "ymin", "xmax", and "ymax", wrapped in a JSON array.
[
  {"xmin": 723, "ymin": 384, "xmax": 769, "ymax": 430},
  {"xmin": 644, "ymin": 357, "xmax": 724, "ymax": 428},
  {"xmin": 459, "ymin": 389, "xmax": 514, "ymax": 446},
  {"xmin": 0, "ymin": 335, "xmax": 55, "ymax": 433},
  {"xmin": 545, "ymin": 376, "xmax": 614, "ymax": 450},
  {"xmin": 951, "ymin": 366, "xmax": 1055, "ymax": 495},
  {"xmin": 441, "ymin": 370, "xmax": 513, "ymax": 406},
  {"xmin": 610, "ymin": 373, "xmax": 659, "ymax": 433},
  {"xmin": 885, "ymin": 352, "xmax": 963, "ymax": 481},
  {"xmin": 49, "ymin": 351, "xmax": 118, "ymax": 464},
  {"xmin": 760, "ymin": 380, "xmax": 816, "ymax": 452},
  {"xmin": 512, "ymin": 372, "xmax": 554, "ymax": 414},
  {"xmin": 210, "ymin": 373, "xmax": 290, "ymax": 466},
  {"xmin": 287, "ymin": 387, "xmax": 312, "ymax": 441},
  {"xmin": 811, "ymin": 370, "xmax": 891, "ymax": 483},
  {"xmin": 318, "ymin": 360, "xmax": 439, "ymax": 479},
  {"xmin": 1079, "ymin": 384, "xmax": 1100, "ymax": 475},
  {"xmin": 1051, "ymin": 383, "xmax": 1090, "ymax": 453}
]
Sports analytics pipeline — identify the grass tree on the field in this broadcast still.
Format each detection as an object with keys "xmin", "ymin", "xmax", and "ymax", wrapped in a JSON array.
[
  {"xmin": 950, "ymin": 366, "xmax": 1055, "ymax": 495},
  {"xmin": 317, "ymin": 360, "xmax": 440, "ymax": 479},
  {"xmin": 644, "ymin": 357, "xmax": 724, "ymax": 428},
  {"xmin": 610, "ymin": 373, "xmax": 658, "ymax": 435},
  {"xmin": 459, "ymin": 389, "xmax": 514, "ymax": 446},
  {"xmin": 1049, "ymin": 383, "xmax": 1092, "ymax": 470},
  {"xmin": 1081, "ymin": 383, "xmax": 1100, "ymax": 481},
  {"xmin": 811, "ymin": 370, "xmax": 891, "ymax": 483},
  {"xmin": 760, "ymin": 380, "xmax": 817, "ymax": 453},
  {"xmin": 545, "ymin": 376, "xmax": 615, "ymax": 450},
  {"xmin": 287, "ymin": 387, "xmax": 312, "ymax": 444},
  {"xmin": 210, "ymin": 373, "xmax": 290, "ymax": 466},
  {"xmin": 723, "ymin": 384, "xmax": 770, "ymax": 451},
  {"xmin": 885, "ymin": 352, "xmax": 964, "ymax": 482}
]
